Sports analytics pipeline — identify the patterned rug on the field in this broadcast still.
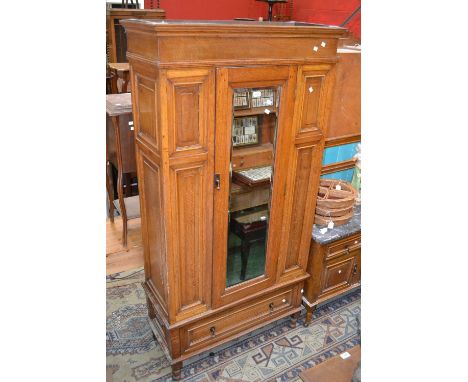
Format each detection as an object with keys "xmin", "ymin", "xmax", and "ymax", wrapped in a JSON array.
[{"xmin": 107, "ymin": 268, "xmax": 361, "ymax": 382}]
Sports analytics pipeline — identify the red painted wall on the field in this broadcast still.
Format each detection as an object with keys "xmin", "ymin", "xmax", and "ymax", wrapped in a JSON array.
[
  {"xmin": 145, "ymin": 0, "xmax": 289, "ymax": 21},
  {"xmin": 292, "ymin": 0, "xmax": 360, "ymax": 39},
  {"xmin": 144, "ymin": 0, "xmax": 360, "ymax": 38}
]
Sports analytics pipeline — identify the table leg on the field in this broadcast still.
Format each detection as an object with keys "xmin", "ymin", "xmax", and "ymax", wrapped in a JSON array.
[
  {"xmin": 290, "ymin": 311, "xmax": 300, "ymax": 329},
  {"xmin": 304, "ymin": 305, "xmax": 316, "ymax": 327},
  {"xmin": 172, "ymin": 361, "xmax": 183, "ymax": 380}
]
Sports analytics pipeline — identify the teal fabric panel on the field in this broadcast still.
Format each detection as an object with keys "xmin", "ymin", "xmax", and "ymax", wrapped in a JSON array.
[
  {"xmin": 337, "ymin": 143, "xmax": 359, "ymax": 162},
  {"xmin": 322, "ymin": 146, "xmax": 339, "ymax": 165},
  {"xmin": 322, "ymin": 142, "xmax": 359, "ymax": 165}
]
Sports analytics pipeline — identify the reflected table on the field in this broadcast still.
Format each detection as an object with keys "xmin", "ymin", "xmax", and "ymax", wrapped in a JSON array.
[{"xmin": 230, "ymin": 208, "xmax": 268, "ymax": 280}]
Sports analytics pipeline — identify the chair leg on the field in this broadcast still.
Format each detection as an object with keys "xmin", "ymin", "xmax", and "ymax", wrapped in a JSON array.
[
  {"xmin": 123, "ymin": 71, "xmax": 130, "ymax": 93},
  {"xmin": 118, "ymin": 168, "xmax": 128, "ymax": 249},
  {"xmin": 226, "ymin": 247, "xmax": 236, "ymax": 280},
  {"xmin": 112, "ymin": 115, "xmax": 128, "ymax": 250},
  {"xmin": 106, "ymin": 161, "xmax": 115, "ymax": 223},
  {"xmin": 240, "ymin": 240, "xmax": 250, "ymax": 281},
  {"xmin": 109, "ymin": 69, "xmax": 119, "ymax": 94},
  {"xmin": 124, "ymin": 173, "xmax": 133, "ymax": 197}
]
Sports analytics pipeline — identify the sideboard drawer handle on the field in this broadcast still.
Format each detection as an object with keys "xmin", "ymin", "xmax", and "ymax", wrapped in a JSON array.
[
  {"xmin": 338, "ymin": 269, "xmax": 342, "ymax": 274},
  {"xmin": 210, "ymin": 326, "xmax": 216, "ymax": 337}
]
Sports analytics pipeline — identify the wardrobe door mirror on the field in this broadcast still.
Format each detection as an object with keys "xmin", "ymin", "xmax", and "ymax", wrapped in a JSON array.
[{"xmin": 225, "ymin": 86, "xmax": 280, "ymax": 287}]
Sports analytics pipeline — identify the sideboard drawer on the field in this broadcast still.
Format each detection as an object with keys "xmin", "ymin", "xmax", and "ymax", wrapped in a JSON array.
[
  {"xmin": 326, "ymin": 233, "xmax": 360, "ymax": 260},
  {"xmin": 181, "ymin": 287, "xmax": 295, "ymax": 354},
  {"xmin": 321, "ymin": 254, "xmax": 356, "ymax": 295}
]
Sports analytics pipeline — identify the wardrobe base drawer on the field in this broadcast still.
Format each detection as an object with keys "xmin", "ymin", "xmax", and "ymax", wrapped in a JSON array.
[{"xmin": 180, "ymin": 287, "xmax": 296, "ymax": 355}]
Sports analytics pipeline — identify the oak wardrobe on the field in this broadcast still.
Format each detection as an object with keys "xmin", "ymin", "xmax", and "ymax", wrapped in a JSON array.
[{"xmin": 122, "ymin": 19, "xmax": 346, "ymax": 379}]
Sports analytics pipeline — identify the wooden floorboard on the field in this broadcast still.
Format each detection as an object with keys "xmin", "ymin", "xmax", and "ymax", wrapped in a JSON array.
[{"xmin": 106, "ymin": 217, "xmax": 144, "ymax": 275}]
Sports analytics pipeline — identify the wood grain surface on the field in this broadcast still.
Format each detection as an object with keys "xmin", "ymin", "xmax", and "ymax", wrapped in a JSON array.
[
  {"xmin": 122, "ymin": 20, "xmax": 346, "ymax": 378},
  {"xmin": 299, "ymin": 345, "xmax": 360, "ymax": 382}
]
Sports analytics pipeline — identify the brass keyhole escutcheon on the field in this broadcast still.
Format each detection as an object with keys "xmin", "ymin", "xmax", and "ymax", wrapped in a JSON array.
[
  {"xmin": 269, "ymin": 303, "xmax": 274, "ymax": 312},
  {"xmin": 210, "ymin": 326, "xmax": 216, "ymax": 336}
]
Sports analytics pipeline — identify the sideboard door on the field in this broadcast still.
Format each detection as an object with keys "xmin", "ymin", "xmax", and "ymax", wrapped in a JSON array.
[{"xmin": 212, "ymin": 65, "xmax": 298, "ymax": 308}]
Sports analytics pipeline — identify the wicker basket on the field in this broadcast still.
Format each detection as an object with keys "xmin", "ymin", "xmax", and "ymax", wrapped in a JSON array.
[
  {"xmin": 314, "ymin": 179, "xmax": 357, "ymax": 226},
  {"xmin": 314, "ymin": 210, "xmax": 354, "ymax": 226},
  {"xmin": 315, "ymin": 204, "xmax": 353, "ymax": 217}
]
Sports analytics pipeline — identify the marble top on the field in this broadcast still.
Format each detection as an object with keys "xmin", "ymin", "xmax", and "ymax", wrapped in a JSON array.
[
  {"xmin": 312, "ymin": 204, "xmax": 361, "ymax": 245},
  {"xmin": 128, "ymin": 20, "xmax": 344, "ymax": 29}
]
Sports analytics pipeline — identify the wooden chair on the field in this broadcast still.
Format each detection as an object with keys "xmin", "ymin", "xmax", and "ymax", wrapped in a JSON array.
[{"xmin": 121, "ymin": 0, "xmax": 140, "ymax": 8}]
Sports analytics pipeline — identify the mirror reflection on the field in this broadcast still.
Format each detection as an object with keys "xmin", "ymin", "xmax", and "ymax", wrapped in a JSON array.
[{"xmin": 226, "ymin": 86, "xmax": 280, "ymax": 287}]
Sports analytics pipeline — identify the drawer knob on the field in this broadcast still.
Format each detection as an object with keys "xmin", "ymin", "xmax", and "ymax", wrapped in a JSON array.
[
  {"xmin": 308, "ymin": 86, "xmax": 314, "ymax": 93},
  {"xmin": 282, "ymin": 298, "xmax": 286, "ymax": 303},
  {"xmin": 354, "ymin": 240, "xmax": 358, "ymax": 244},
  {"xmin": 269, "ymin": 302, "xmax": 274, "ymax": 312},
  {"xmin": 210, "ymin": 326, "xmax": 216, "ymax": 337},
  {"xmin": 338, "ymin": 270, "xmax": 342, "ymax": 274}
]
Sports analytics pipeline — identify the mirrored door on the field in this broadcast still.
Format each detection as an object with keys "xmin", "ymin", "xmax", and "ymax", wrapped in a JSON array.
[
  {"xmin": 212, "ymin": 66, "xmax": 295, "ymax": 307},
  {"xmin": 226, "ymin": 86, "xmax": 280, "ymax": 287}
]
